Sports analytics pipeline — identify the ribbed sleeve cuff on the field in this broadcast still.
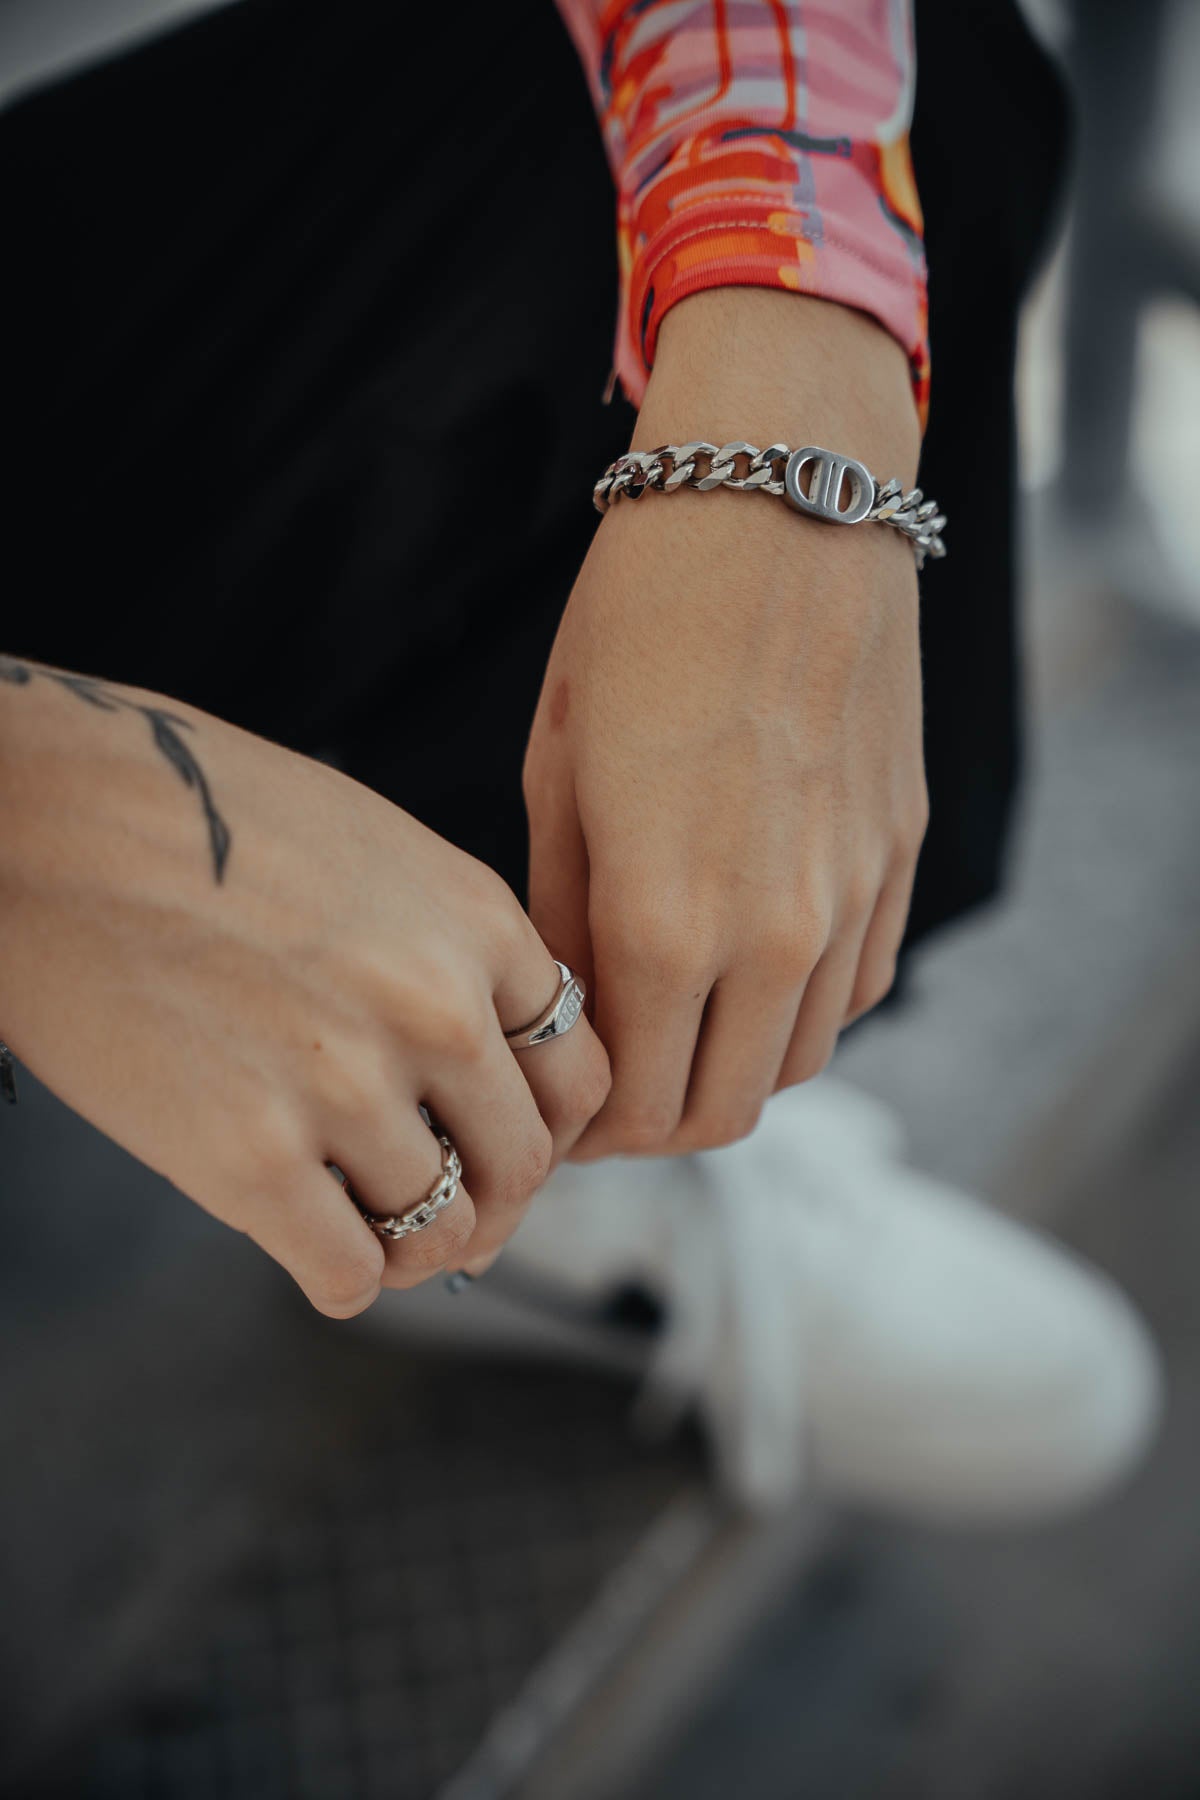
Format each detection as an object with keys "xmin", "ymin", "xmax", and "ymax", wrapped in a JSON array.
[{"xmin": 613, "ymin": 128, "xmax": 931, "ymax": 432}]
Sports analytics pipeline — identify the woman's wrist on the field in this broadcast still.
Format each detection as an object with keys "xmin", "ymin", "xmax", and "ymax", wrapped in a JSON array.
[{"xmin": 634, "ymin": 288, "xmax": 921, "ymax": 482}]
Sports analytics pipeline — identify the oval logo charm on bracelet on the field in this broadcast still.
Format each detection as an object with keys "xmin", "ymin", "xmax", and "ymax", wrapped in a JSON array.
[{"xmin": 783, "ymin": 445, "xmax": 876, "ymax": 525}]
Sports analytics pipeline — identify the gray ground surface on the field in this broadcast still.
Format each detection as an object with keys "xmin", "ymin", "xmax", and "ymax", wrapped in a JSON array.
[{"xmin": 0, "ymin": 1079, "xmax": 702, "ymax": 1798}]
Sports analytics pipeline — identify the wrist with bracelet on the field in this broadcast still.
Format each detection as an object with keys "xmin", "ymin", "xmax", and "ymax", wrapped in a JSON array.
[{"xmin": 594, "ymin": 440, "xmax": 946, "ymax": 571}]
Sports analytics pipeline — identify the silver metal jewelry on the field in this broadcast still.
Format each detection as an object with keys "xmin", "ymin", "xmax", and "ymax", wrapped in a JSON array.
[
  {"xmin": 593, "ymin": 441, "xmax": 947, "ymax": 570},
  {"xmin": 504, "ymin": 961, "xmax": 586, "ymax": 1050},
  {"xmin": 349, "ymin": 1134, "xmax": 462, "ymax": 1241}
]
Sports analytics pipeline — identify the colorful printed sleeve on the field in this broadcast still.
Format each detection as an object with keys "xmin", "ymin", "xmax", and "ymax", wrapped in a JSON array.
[{"xmin": 554, "ymin": 0, "xmax": 930, "ymax": 428}]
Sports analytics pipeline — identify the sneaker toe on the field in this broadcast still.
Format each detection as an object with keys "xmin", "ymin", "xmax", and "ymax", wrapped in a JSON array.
[{"xmin": 808, "ymin": 1177, "xmax": 1164, "ymax": 1525}]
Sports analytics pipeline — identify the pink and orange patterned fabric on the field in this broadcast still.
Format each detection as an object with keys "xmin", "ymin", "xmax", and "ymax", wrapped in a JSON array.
[{"xmin": 555, "ymin": 0, "xmax": 930, "ymax": 428}]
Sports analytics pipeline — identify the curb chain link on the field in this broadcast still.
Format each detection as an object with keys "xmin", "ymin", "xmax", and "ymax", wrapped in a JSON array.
[{"xmin": 593, "ymin": 441, "xmax": 947, "ymax": 570}]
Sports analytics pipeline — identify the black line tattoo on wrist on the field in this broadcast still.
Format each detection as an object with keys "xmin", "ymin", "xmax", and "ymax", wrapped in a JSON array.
[{"xmin": 0, "ymin": 657, "xmax": 231, "ymax": 883}]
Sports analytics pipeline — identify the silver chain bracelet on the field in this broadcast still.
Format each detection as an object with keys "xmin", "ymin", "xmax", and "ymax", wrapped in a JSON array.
[{"xmin": 593, "ymin": 441, "xmax": 947, "ymax": 570}]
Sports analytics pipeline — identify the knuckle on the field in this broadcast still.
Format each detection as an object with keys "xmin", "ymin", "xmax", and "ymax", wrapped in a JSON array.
[
  {"xmin": 897, "ymin": 791, "xmax": 930, "ymax": 857},
  {"xmin": 597, "ymin": 905, "xmax": 719, "ymax": 990},
  {"xmin": 469, "ymin": 864, "xmax": 529, "ymax": 956},
  {"xmin": 572, "ymin": 1049, "xmax": 614, "ymax": 1123},
  {"xmin": 629, "ymin": 938, "xmax": 713, "ymax": 995},
  {"xmin": 458, "ymin": 851, "xmax": 514, "ymax": 913},
  {"xmin": 372, "ymin": 954, "xmax": 493, "ymax": 1064},
  {"xmin": 785, "ymin": 1039, "xmax": 836, "ymax": 1087},
  {"xmin": 754, "ymin": 922, "xmax": 824, "ymax": 985},
  {"xmin": 310, "ymin": 1243, "xmax": 385, "ymax": 1319},
  {"xmin": 432, "ymin": 1206, "xmax": 477, "ymax": 1267},
  {"xmin": 444, "ymin": 1210, "xmax": 480, "ymax": 1267},
  {"xmin": 520, "ymin": 753, "xmax": 542, "ymax": 810},
  {"xmin": 312, "ymin": 1044, "xmax": 391, "ymax": 1125},
  {"xmin": 852, "ymin": 957, "xmax": 898, "ymax": 1017},
  {"xmin": 686, "ymin": 1104, "xmax": 763, "ymax": 1151},
  {"xmin": 606, "ymin": 1102, "xmax": 681, "ymax": 1155},
  {"xmin": 397, "ymin": 1239, "xmax": 446, "ymax": 1280},
  {"xmin": 238, "ymin": 1107, "xmax": 306, "ymax": 1193},
  {"xmin": 394, "ymin": 1210, "xmax": 474, "ymax": 1279},
  {"xmin": 841, "ymin": 870, "xmax": 880, "ymax": 926},
  {"xmin": 492, "ymin": 903, "xmax": 534, "ymax": 971},
  {"xmin": 496, "ymin": 1128, "xmax": 554, "ymax": 1206},
  {"xmin": 416, "ymin": 987, "xmax": 494, "ymax": 1066},
  {"xmin": 753, "ymin": 905, "xmax": 829, "ymax": 983}
]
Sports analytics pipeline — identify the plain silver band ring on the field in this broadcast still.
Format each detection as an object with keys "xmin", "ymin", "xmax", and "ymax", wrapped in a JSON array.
[
  {"xmin": 347, "ymin": 1134, "xmax": 462, "ymax": 1241},
  {"xmin": 504, "ymin": 960, "xmax": 586, "ymax": 1050}
]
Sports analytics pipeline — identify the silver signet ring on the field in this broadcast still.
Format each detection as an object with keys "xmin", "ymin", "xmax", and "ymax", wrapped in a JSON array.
[
  {"xmin": 784, "ymin": 445, "xmax": 875, "ymax": 525},
  {"xmin": 504, "ymin": 961, "xmax": 586, "ymax": 1050}
]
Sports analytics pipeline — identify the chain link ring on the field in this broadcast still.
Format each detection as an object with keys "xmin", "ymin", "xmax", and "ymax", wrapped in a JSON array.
[{"xmin": 348, "ymin": 1135, "xmax": 462, "ymax": 1242}]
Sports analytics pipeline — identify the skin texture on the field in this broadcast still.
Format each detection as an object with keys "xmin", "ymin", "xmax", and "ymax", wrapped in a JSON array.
[
  {"xmin": 0, "ymin": 288, "xmax": 927, "ymax": 1306},
  {"xmin": 0, "ymin": 667, "xmax": 611, "ymax": 1311},
  {"xmin": 523, "ymin": 289, "xmax": 928, "ymax": 1159}
]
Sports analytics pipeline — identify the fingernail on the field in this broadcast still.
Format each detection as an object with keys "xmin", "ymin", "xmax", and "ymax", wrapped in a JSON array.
[{"xmin": 444, "ymin": 1272, "xmax": 475, "ymax": 1296}]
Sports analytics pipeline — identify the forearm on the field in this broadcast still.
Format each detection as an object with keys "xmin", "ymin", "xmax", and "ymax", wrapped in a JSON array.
[{"xmin": 0, "ymin": 655, "xmax": 232, "ymax": 903}]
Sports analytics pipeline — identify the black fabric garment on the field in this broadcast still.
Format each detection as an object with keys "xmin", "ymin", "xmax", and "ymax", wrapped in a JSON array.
[
  {"xmin": 1, "ymin": 0, "xmax": 1069, "ymax": 946},
  {"xmin": 906, "ymin": 0, "xmax": 1072, "ymax": 942}
]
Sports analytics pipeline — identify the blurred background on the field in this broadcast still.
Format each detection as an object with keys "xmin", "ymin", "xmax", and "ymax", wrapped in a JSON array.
[{"xmin": 1, "ymin": 1, "xmax": 1198, "ymax": 1796}]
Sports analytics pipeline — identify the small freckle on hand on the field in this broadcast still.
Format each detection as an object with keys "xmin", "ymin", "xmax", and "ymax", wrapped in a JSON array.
[
  {"xmin": 548, "ymin": 677, "xmax": 570, "ymax": 730},
  {"xmin": 312, "ymin": 1040, "xmax": 323, "ymax": 1052}
]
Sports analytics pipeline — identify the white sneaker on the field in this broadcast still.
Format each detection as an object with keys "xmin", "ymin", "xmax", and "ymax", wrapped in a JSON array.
[{"xmin": 365, "ymin": 1079, "xmax": 1163, "ymax": 1525}]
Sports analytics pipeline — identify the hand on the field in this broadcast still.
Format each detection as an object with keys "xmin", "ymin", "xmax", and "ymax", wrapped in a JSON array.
[
  {"xmin": 523, "ymin": 290, "xmax": 927, "ymax": 1158},
  {"xmin": 0, "ymin": 661, "xmax": 610, "ymax": 1311}
]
